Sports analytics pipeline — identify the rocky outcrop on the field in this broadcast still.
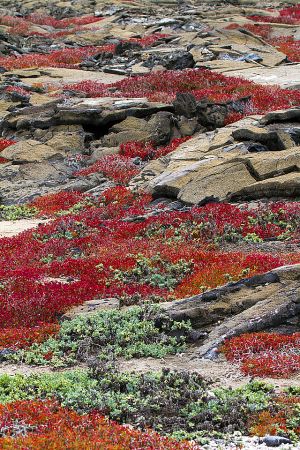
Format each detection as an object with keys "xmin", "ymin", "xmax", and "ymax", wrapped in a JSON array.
[
  {"xmin": 162, "ymin": 264, "xmax": 300, "ymax": 359},
  {"xmin": 131, "ymin": 109, "xmax": 300, "ymax": 204}
]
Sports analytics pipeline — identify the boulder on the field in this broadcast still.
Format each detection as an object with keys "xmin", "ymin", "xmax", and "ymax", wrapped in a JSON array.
[
  {"xmin": 178, "ymin": 160, "xmax": 255, "ymax": 204},
  {"xmin": 173, "ymin": 93, "xmax": 197, "ymax": 119},
  {"xmin": 132, "ymin": 111, "xmax": 300, "ymax": 204},
  {"xmin": 162, "ymin": 264, "xmax": 300, "ymax": 359},
  {"xmin": 1, "ymin": 140, "xmax": 62, "ymax": 163}
]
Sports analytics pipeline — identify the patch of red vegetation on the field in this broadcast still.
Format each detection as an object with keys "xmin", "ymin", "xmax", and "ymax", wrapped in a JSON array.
[
  {"xmin": 0, "ymin": 45, "xmax": 115, "ymax": 70},
  {"xmin": 269, "ymin": 37, "xmax": 300, "ymax": 62},
  {"xmin": 248, "ymin": 5, "xmax": 300, "ymax": 25},
  {"xmin": 221, "ymin": 332, "xmax": 300, "ymax": 377},
  {"xmin": 119, "ymin": 137, "xmax": 191, "ymax": 161},
  {"xmin": 0, "ymin": 14, "xmax": 104, "ymax": 38},
  {"xmin": 26, "ymin": 13, "xmax": 104, "ymax": 28},
  {"xmin": 0, "ymin": 138, "xmax": 16, "ymax": 164},
  {"xmin": 30, "ymin": 191, "xmax": 86, "ymax": 216},
  {"xmin": 63, "ymin": 69, "xmax": 300, "ymax": 115},
  {"xmin": 225, "ymin": 23, "xmax": 300, "ymax": 62},
  {"xmin": 0, "ymin": 190, "xmax": 298, "ymax": 337},
  {"xmin": 0, "ymin": 324, "xmax": 59, "ymax": 350},
  {"xmin": 0, "ymin": 399, "xmax": 199, "ymax": 449},
  {"xmin": 250, "ymin": 396, "xmax": 300, "ymax": 437},
  {"xmin": 74, "ymin": 154, "xmax": 140, "ymax": 183},
  {"xmin": 129, "ymin": 33, "xmax": 169, "ymax": 47}
]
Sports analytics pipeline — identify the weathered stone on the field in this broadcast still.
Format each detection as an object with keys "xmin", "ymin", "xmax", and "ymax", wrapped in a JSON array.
[
  {"xmin": 173, "ymin": 93, "xmax": 197, "ymax": 119},
  {"xmin": 178, "ymin": 160, "xmax": 255, "ymax": 204},
  {"xmin": 1, "ymin": 140, "xmax": 62, "ymax": 163},
  {"xmin": 162, "ymin": 264, "xmax": 300, "ymax": 359},
  {"xmin": 232, "ymin": 172, "xmax": 300, "ymax": 200},
  {"xmin": 260, "ymin": 108, "xmax": 300, "ymax": 125},
  {"xmin": 237, "ymin": 147, "xmax": 300, "ymax": 180}
]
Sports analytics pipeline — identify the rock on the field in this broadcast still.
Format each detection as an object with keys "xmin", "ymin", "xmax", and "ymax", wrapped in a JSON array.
[
  {"xmin": 0, "ymin": 99, "xmax": 174, "ymax": 134},
  {"xmin": 260, "ymin": 107, "xmax": 300, "ymax": 125},
  {"xmin": 178, "ymin": 160, "xmax": 255, "ymax": 204},
  {"xmin": 89, "ymin": 146, "xmax": 119, "ymax": 163},
  {"xmin": 1, "ymin": 140, "xmax": 62, "ymax": 163},
  {"xmin": 196, "ymin": 100, "xmax": 228, "ymax": 128},
  {"xmin": 261, "ymin": 436, "xmax": 292, "ymax": 447},
  {"xmin": 173, "ymin": 93, "xmax": 197, "ymax": 119},
  {"xmin": 232, "ymin": 127, "xmax": 296, "ymax": 150},
  {"xmin": 232, "ymin": 172, "xmax": 300, "ymax": 200},
  {"xmin": 147, "ymin": 111, "xmax": 175, "ymax": 145},
  {"xmin": 164, "ymin": 51, "xmax": 195, "ymax": 70},
  {"xmin": 132, "ymin": 111, "xmax": 300, "ymax": 204},
  {"xmin": 103, "ymin": 116, "xmax": 152, "ymax": 146},
  {"xmin": 115, "ymin": 41, "xmax": 142, "ymax": 55},
  {"xmin": 161, "ymin": 264, "xmax": 300, "ymax": 358},
  {"xmin": 236, "ymin": 148, "xmax": 300, "ymax": 180},
  {"xmin": 177, "ymin": 116, "xmax": 199, "ymax": 136}
]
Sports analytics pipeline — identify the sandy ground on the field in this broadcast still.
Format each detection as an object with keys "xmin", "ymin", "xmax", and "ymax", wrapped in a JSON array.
[
  {"xmin": 0, "ymin": 218, "xmax": 49, "ymax": 238},
  {"xmin": 1, "ymin": 351, "xmax": 300, "ymax": 390}
]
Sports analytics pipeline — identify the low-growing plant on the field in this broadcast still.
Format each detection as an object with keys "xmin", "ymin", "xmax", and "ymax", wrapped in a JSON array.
[
  {"xmin": 221, "ymin": 332, "xmax": 300, "ymax": 378},
  {"xmin": 8, "ymin": 305, "xmax": 192, "ymax": 367},
  {"xmin": 0, "ymin": 204, "xmax": 38, "ymax": 221},
  {"xmin": 0, "ymin": 368, "xmax": 274, "ymax": 439}
]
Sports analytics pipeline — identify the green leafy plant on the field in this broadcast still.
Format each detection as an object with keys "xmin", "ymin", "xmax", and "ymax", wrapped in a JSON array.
[
  {"xmin": 0, "ymin": 205, "xmax": 37, "ymax": 221},
  {"xmin": 8, "ymin": 305, "xmax": 192, "ymax": 367}
]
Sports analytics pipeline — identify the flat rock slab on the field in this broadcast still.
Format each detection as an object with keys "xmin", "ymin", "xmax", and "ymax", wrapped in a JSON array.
[
  {"xmin": 211, "ymin": 64, "xmax": 300, "ymax": 89},
  {"xmin": 0, "ymin": 219, "xmax": 49, "ymax": 238},
  {"xmin": 132, "ymin": 110, "xmax": 300, "ymax": 204},
  {"xmin": 3, "ymin": 68, "xmax": 126, "ymax": 86}
]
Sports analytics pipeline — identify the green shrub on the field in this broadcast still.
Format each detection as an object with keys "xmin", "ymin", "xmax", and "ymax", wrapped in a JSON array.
[{"xmin": 9, "ymin": 305, "xmax": 192, "ymax": 367}]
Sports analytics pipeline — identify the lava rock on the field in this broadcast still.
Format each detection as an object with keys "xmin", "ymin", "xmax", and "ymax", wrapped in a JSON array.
[
  {"xmin": 0, "ymin": 348, "xmax": 16, "ymax": 361},
  {"xmin": 261, "ymin": 435, "xmax": 292, "ymax": 447},
  {"xmin": 173, "ymin": 92, "xmax": 197, "ymax": 118},
  {"xmin": 164, "ymin": 51, "xmax": 195, "ymax": 70},
  {"xmin": 115, "ymin": 41, "xmax": 142, "ymax": 56},
  {"xmin": 246, "ymin": 142, "xmax": 269, "ymax": 152}
]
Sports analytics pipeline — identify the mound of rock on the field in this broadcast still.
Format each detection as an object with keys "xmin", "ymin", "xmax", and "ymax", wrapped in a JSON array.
[
  {"xmin": 163, "ymin": 263, "xmax": 300, "ymax": 359},
  {"xmin": 131, "ymin": 108, "xmax": 300, "ymax": 204}
]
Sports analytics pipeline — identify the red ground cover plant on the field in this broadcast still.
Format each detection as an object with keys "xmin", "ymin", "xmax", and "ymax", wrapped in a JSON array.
[
  {"xmin": 0, "ymin": 399, "xmax": 200, "ymax": 449},
  {"xmin": 5, "ymin": 86, "xmax": 30, "ymax": 97},
  {"xmin": 0, "ymin": 139, "xmax": 16, "ymax": 151},
  {"xmin": 129, "ymin": 33, "xmax": 169, "ymax": 47},
  {"xmin": 269, "ymin": 37, "xmax": 300, "ymax": 63},
  {"xmin": 0, "ymin": 138, "xmax": 16, "ymax": 164},
  {"xmin": 248, "ymin": 5, "xmax": 300, "ymax": 25},
  {"xmin": 249, "ymin": 395, "xmax": 300, "ymax": 438},
  {"xmin": 63, "ymin": 69, "xmax": 300, "ymax": 114},
  {"xmin": 0, "ymin": 190, "xmax": 298, "ymax": 342},
  {"xmin": 0, "ymin": 33, "xmax": 168, "ymax": 69},
  {"xmin": 225, "ymin": 23, "xmax": 300, "ymax": 62},
  {"xmin": 0, "ymin": 45, "xmax": 115, "ymax": 70},
  {"xmin": 30, "ymin": 191, "xmax": 86, "ymax": 216},
  {"xmin": 221, "ymin": 332, "xmax": 300, "ymax": 378},
  {"xmin": 0, "ymin": 324, "xmax": 59, "ymax": 350},
  {"xmin": 120, "ymin": 137, "xmax": 191, "ymax": 161},
  {"xmin": 26, "ymin": 13, "xmax": 104, "ymax": 28},
  {"xmin": 0, "ymin": 14, "xmax": 104, "ymax": 38},
  {"xmin": 74, "ymin": 154, "xmax": 140, "ymax": 183}
]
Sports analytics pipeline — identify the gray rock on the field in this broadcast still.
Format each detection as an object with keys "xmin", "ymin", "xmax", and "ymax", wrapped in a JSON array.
[{"xmin": 261, "ymin": 435, "xmax": 292, "ymax": 447}]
